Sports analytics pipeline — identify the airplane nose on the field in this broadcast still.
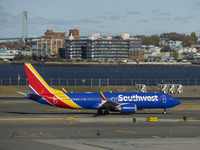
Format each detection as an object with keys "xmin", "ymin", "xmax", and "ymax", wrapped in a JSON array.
[{"xmin": 175, "ymin": 99, "xmax": 181, "ymax": 106}]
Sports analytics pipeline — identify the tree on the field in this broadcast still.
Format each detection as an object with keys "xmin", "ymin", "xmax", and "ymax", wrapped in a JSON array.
[
  {"xmin": 182, "ymin": 33, "xmax": 198, "ymax": 47},
  {"xmin": 160, "ymin": 32, "xmax": 185, "ymax": 41},
  {"xmin": 151, "ymin": 35, "xmax": 160, "ymax": 46},
  {"xmin": 190, "ymin": 32, "xmax": 198, "ymax": 45},
  {"xmin": 160, "ymin": 32, "xmax": 198, "ymax": 47},
  {"xmin": 142, "ymin": 36, "xmax": 153, "ymax": 45},
  {"xmin": 135, "ymin": 35, "xmax": 160, "ymax": 45},
  {"xmin": 114, "ymin": 36, "xmax": 122, "ymax": 40},
  {"xmin": 13, "ymin": 54, "xmax": 26, "ymax": 61},
  {"xmin": 171, "ymin": 50, "xmax": 179, "ymax": 59},
  {"xmin": 13, "ymin": 54, "xmax": 32, "ymax": 61},
  {"xmin": 0, "ymin": 39, "xmax": 38, "ymax": 50}
]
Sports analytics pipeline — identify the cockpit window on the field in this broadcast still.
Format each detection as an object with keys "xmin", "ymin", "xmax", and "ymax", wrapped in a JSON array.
[{"xmin": 170, "ymin": 97, "xmax": 175, "ymax": 100}]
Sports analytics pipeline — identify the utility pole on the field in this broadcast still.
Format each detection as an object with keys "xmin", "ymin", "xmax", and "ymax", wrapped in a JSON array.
[{"xmin": 22, "ymin": 11, "xmax": 28, "ymax": 43}]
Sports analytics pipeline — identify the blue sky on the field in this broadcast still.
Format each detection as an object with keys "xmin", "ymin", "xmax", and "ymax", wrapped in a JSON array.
[{"xmin": 0, "ymin": 0, "xmax": 200, "ymax": 38}]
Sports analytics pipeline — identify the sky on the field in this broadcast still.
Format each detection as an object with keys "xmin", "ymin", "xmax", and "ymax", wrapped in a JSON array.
[{"xmin": 0, "ymin": 0, "xmax": 200, "ymax": 38}]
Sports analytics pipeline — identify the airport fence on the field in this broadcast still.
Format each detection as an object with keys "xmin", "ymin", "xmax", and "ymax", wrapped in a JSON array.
[{"xmin": 0, "ymin": 78, "xmax": 200, "ymax": 86}]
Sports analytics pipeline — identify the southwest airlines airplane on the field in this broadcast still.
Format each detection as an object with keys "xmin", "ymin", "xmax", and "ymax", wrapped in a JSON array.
[{"xmin": 19, "ymin": 63, "xmax": 181, "ymax": 115}]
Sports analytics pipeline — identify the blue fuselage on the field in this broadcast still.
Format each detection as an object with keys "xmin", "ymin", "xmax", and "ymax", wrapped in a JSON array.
[{"xmin": 65, "ymin": 92, "xmax": 181, "ymax": 110}]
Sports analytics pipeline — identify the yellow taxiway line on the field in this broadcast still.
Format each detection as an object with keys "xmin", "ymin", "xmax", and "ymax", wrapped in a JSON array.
[
  {"xmin": 68, "ymin": 117, "xmax": 79, "ymax": 121},
  {"xmin": 115, "ymin": 130, "xmax": 136, "ymax": 134}
]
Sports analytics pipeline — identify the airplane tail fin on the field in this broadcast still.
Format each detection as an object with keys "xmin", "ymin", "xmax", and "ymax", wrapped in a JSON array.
[{"xmin": 24, "ymin": 63, "xmax": 54, "ymax": 95}]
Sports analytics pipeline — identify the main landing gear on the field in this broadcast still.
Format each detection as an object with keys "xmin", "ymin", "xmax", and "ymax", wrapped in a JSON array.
[
  {"xmin": 97, "ymin": 109, "xmax": 103, "ymax": 115},
  {"xmin": 97, "ymin": 108, "xmax": 109, "ymax": 115}
]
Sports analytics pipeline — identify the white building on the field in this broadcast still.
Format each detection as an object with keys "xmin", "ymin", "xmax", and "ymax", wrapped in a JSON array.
[
  {"xmin": 142, "ymin": 45, "xmax": 161, "ymax": 57},
  {"xmin": 89, "ymin": 33, "xmax": 101, "ymax": 39},
  {"xmin": 166, "ymin": 40, "xmax": 183, "ymax": 49},
  {"xmin": 178, "ymin": 47, "xmax": 197, "ymax": 54},
  {"xmin": 121, "ymin": 33, "xmax": 130, "ymax": 40}
]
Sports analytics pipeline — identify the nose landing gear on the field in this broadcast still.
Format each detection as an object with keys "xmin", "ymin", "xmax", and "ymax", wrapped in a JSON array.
[{"xmin": 163, "ymin": 109, "xmax": 167, "ymax": 114}]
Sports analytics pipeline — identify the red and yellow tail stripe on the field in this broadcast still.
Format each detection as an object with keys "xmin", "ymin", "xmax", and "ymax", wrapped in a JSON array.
[{"xmin": 24, "ymin": 63, "xmax": 82, "ymax": 109}]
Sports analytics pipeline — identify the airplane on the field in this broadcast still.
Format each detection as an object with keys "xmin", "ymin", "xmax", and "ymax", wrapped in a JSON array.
[{"xmin": 18, "ymin": 63, "xmax": 181, "ymax": 115}]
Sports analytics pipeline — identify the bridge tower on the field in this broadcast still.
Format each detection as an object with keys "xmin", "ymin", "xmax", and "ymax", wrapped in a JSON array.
[{"xmin": 22, "ymin": 11, "xmax": 28, "ymax": 43}]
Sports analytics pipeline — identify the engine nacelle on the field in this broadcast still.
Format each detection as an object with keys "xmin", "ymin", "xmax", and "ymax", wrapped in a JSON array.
[{"xmin": 119, "ymin": 104, "xmax": 137, "ymax": 113}]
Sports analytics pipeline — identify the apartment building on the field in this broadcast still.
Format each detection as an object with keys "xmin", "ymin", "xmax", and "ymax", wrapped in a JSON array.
[
  {"xmin": 37, "ymin": 29, "xmax": 79, "ymax": 55},
  {"xmin": 60, "ymin": 35, "xmax": 142, "ymax": 61}
]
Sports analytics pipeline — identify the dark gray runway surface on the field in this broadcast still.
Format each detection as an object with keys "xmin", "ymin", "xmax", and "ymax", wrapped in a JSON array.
[{"xmin": 0, "ymin": 97, "xmax": 200, "ymax": 150}]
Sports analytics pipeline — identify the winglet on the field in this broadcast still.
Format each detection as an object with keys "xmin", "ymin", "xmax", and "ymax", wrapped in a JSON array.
[
  {"xmin": 62, "ymin": 88, "xmax": 68, "ymax": 93},
  {"xmin": 100, "ymin": 91, "xmax": 107, "ymax": 101}
]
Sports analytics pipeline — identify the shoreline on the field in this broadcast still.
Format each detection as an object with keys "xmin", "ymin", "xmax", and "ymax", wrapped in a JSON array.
[{"xmin": 0, "ymin": 61, "xmax": 199, "ymax": 67}]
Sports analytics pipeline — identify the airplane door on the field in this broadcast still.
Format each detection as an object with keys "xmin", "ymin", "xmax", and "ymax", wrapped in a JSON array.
[{"xmin": 162, "ymin": 95, "xmax": 167, "ymax": 103}]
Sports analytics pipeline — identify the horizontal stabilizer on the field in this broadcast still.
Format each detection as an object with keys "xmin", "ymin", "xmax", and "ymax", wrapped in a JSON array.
[
  {"xmin": 17, "ymin": 91, "xmax": 29, "ymax": 98},
  {"xmin": 17, "ymin": 91, "xmax": 42, "ymax": 100}
]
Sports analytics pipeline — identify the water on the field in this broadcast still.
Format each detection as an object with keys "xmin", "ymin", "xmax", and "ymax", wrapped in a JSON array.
[{"xmin": 0, "ymin": 64, "xmax": 199, "ymax": 80}]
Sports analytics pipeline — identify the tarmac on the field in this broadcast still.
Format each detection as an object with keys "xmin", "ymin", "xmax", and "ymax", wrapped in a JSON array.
[{"xmin": 0, "ymin": 97, "xmax": 200, "ymax": 150}]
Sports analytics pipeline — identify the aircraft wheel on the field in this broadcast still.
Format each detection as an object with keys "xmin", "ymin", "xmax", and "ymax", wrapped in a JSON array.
[
  {"xmin": 97, "ymin": 109, "xmax": 103, "ymax": 115},
  {"xmin": 104, "ymin": 110, "xmax": 109, "ymax": 115},
  {"xmin": 163, "ymin": 109, "xmax": 167, "ymax": 114}
]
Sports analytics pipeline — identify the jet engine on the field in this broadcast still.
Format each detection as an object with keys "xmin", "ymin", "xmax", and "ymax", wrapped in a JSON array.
[{"xmin": 117, "ymin": 104, "xmax": 137, "ymax": 113}]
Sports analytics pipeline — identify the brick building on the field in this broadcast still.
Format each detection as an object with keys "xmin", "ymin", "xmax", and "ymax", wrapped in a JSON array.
[
  {"xmin": 129, "ymin": 50, "xmax": 145, "ymax": 61},
  {"xmin": 37, "ymin": 29, "xmax": 79, "ymax": 55}
]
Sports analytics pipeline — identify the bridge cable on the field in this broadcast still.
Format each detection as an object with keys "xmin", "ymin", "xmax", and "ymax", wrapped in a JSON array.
[
  {"xmin": 0, "ymin": 13, "xmax": 22, "ymax": 25},
  {"xmin": 28, "ymin": 13, "xmax": 119, "ymax": 35}
]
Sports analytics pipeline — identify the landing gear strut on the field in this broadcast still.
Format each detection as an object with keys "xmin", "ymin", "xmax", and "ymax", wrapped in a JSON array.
[
  {"xmin": 163, "ymin": 109, "xmax": 167, "ymax": 114},
  {"xmin": 103, "ymin": 110, "xmax": 109, "ymax": 115},
  {"xmin": 97, "ymin": 109, "xmax": 109, "ymax": 115},
  {"xmin": 97, "ymin": 109, "xmax": 103, "ymax": 115}
]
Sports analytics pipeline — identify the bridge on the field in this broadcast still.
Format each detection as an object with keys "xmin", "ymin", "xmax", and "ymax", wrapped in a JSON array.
[
  {"xmin": 0, "ymin": 11, "xmax": 117, "ymax": 43},
  {"xmin": 0, "ymin": 11, "xmax": 200, "ymax": 44},
  {"xmin": 0, "ymin": 11, "xmax": 41, "ymax": 43},
  {"xmin": 0, "ymin": 37, "xmax": 40, "ymax": 41}
]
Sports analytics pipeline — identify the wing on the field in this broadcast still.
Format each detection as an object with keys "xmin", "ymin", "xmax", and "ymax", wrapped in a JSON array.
[
  {"xmin": 99, "ymin": 92, "xmax": 122, "ymax": 111},
  {"xmin": 99, "ymin": 92, "xmax": 138, "ymax": 113},
  {"xmin": 101, "ymin": 101, "xmax": 120, "ymax": 111}
]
